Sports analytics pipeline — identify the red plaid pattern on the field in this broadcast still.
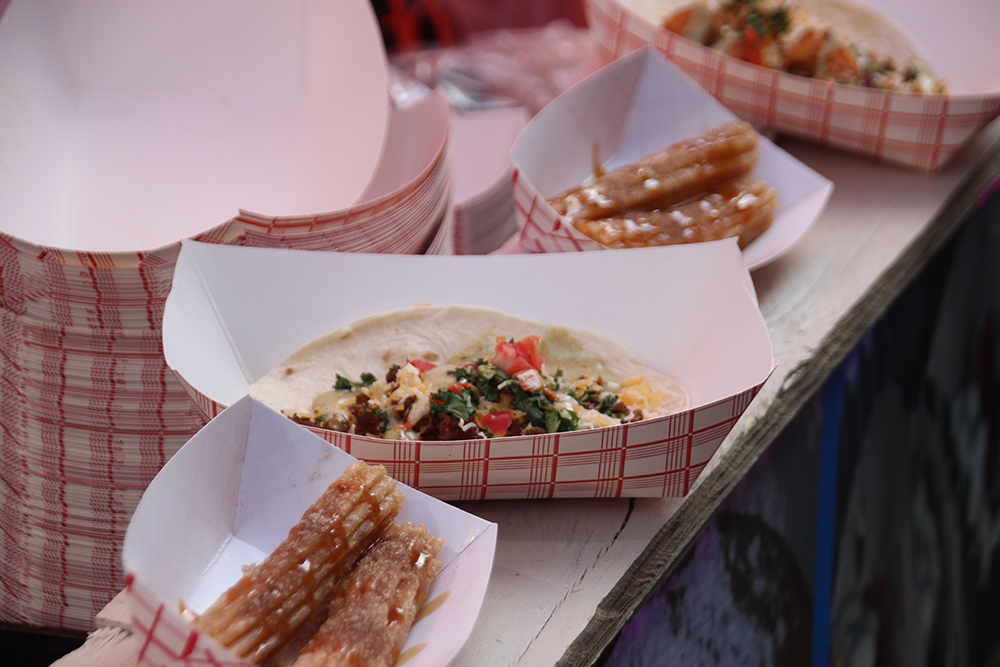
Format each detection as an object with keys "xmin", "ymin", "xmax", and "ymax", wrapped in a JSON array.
[
  {"xmin": 512, "ymin": 170, "xmax": 607, "ymax": 254},
  {"xmin": 175, "ymin": 377, "xmax": 764, "ymax": 501},
  {"xmin": 0, "ymin": 237, "xmax": 205, "ymax": 630},
  {"xmin": 193, "ymin": 141, "xmax": 450, "ymax": 253},
  {"xmin": 227, "ymin": 186, "xmax": 449, "ymax": 255},
  {"xmin": 127, "ymin": 575, "xmax": 245, "ymax": 667},
  {"xmin": 584, "ymin": 0, "xmax": 1000, "ymax": 172}
]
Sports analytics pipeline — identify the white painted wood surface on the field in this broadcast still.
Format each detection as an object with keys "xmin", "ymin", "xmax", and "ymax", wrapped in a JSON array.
[{"xmin": 47, "ymin": 121, "xmax": 1000, "ymax": 667}]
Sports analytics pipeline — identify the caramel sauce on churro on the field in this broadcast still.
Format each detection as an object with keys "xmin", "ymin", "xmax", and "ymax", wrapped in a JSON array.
[
  {"xmin": 287, "ymin": 522, "xmax": 444, "ymax": 667},
  {"xmin": 574, "ymin": 176, "xmax": 777, "ymax": 250},
  {"xmin": 592, "ymin": 140, "xmax": 606, "ymax": 179},
  {"xmin": 414, "ymin": 591, "xmax": 451, "ymax": 623},
  {"xmin": 548, "ymin": 122, "xmax": 777, "ymax": 250},
  {"xmin": 548, "ymin": 121, "xmax": 758, "ymax": 222}
]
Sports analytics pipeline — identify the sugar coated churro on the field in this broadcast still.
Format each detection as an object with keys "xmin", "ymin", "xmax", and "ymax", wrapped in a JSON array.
[
  {"xmin": 548, "ymin": 120, "xmax": 759, "ymax": 222},
  {"xmin": 290, "ymin": 521, "xmax": 444, "ymax": 667},
  {"xmin": 547, "ymin": 121, "xmax": 777, "ymax": 251},
  {"xmin": 195, "ymin": 461, "xmax": 406, "ymax": 665},
  {"xmin": 573, "ymin": 175, "xmax": 778, "ymax": 249}
]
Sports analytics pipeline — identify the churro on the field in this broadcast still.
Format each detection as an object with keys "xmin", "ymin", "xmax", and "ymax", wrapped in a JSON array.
[
  {"xmin": 290, "ymin": 522, "xmax": 444, "ymax": 667},
  {"xmin": 548, "ymin": 120, "xmax": 758, "ymax": 221},
  {"xmin": 547, "ymin": 121, "xmax": 777, "ymax": 251},
  {"xmin": 195, "ymin": 461, "xmax": 405, "ymax": 665},
  {"xmin": 573, "ymin": 176, "xmax": 777, "ymax": 249}
]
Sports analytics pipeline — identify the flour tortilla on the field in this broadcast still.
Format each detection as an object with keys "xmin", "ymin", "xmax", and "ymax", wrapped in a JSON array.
[
  {"xmin": 793, "ymin": 0, "xmax": 935, "ymax": 73},
  {"xmin": 250, "ymin": 304, "xmax": 689, "ymax": 420}
]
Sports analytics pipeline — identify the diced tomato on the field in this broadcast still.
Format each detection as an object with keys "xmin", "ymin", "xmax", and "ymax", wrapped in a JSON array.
[
  {"xmin": 518, "ymin": 335, "xmax": 545, "ymax": 371},
  {"xmin": 480, "ymin": 410, "xmax": 513, "ymax": 437},
  {"xmin": 493, "ymin": 339, "xmax": 532, "ymax": 375},
  {"xmin": 448, "ymin": 382, "xmax": 473, "ymax": 394},
  {"xmin": 491, "ymin": 335, "xmax": 545, "ymax": 376},
  {"xmin": 743, "ymin": 26, "xmax": 761, "ymax": 65},
  {"xmin": 407, "ymin": 358, "xmax": 436, "ymax": 372}
]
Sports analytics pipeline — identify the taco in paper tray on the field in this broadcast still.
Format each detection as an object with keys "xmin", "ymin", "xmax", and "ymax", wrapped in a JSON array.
[
  {"xmin": 651, "ymin": 0, "xmax": 945, "ymax": 92},
  {"xmin": 250, "ymin": 305, "xmax": 689, "ymax": 441}
]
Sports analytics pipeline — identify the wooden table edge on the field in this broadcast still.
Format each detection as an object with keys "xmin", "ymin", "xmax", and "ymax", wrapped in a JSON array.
[{"xmin": 556, "ymin": 137, "xmax": 1000, "ymax": 667}]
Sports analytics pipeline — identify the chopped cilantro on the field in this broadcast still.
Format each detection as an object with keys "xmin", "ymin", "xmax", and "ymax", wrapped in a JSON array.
[
  {"xmin": 768, "ymin": 6, "xmax": 789, "ymax": 34},
  {"xmin": 563, "ymin": 410, "xmax": 580, "ymax": 431},
  {"xmin": 451, "ymin": 362, "xmax": 511, "ymax": 402},
  {"xmin": 571, "ymin": 384, "xmax": 604, "ymax": 409},
  {"xmin": 509, "ymin": 384, "xmax": 552, "ymax": 429},
  {"xmin": 544, "ymin": 410, "xmax": 560, "ymax": 433},
  {"xmin": 545, "ymin": 409, "xmax": 579, "ymax": 433},
  {"xmin": 334, "ymin": 372, "xmax": 377, "ymax": 391},
  {"xmin": 865, "ymin": 59, "xmax": 895, "ymax": 76},
  {"xmin": 598, "ymin": 394, "xmax": 620, "ymax": 414},
  {"xmin": 430, "ymin": 385, "xmax": 478, "ymax": 421},
  {"xmin": 745, "ymin": 10, "xmax": 767, "ymax": 37},
  {"xmin": 449, "ymin": 365, "xmax": 476, "ymax": 383},
  {"xmin": 448, "ymin": 360, "xmax": 598, "ymax": 434}
]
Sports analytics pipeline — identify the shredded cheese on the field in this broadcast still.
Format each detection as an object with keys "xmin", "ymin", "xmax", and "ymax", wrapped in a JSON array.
[{"xmin": 619, "ymin": 377, "xmax": 665, "ymax": 414}]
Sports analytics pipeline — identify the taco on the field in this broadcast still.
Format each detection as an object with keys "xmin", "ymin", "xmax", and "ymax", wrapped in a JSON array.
[
  {"xmin": 249, "ymin": 305, "xmax": 689, "ymax": 441},
  {"xmin": 654, "ymin": 0, "xmax": 944, "ymax": 92}
]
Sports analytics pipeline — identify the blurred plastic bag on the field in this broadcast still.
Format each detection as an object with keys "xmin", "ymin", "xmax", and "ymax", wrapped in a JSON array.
[{"xmin": 390, "ymin": 21, "xmax": 599, "ymax": 114}]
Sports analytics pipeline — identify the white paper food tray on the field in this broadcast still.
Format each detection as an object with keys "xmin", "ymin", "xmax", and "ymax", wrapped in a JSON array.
[
  {"xmin": 208, "ymin": 91, "xmax": 453, "ymax": 254},
  {"xmin": 0, "ymin": 0, "xmax": 389, "ymax": 255},
  {"xmin": 123, "ymin": 395, "xmax": 497, "ymax": 667},
  {"xmin": 451, "ymin": 106, "xmax": 528, "ymax": 255},
  {"xmin": 510, "ymin": 47, "xmax": 833, "ymax": 270},
  {"xmin": 162, "ymin": 240, "xmax": 774, "ymax": 501},
  {"xmin": 586, "ymin": 0, "xmax": 1000, "ymax": 172}
]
